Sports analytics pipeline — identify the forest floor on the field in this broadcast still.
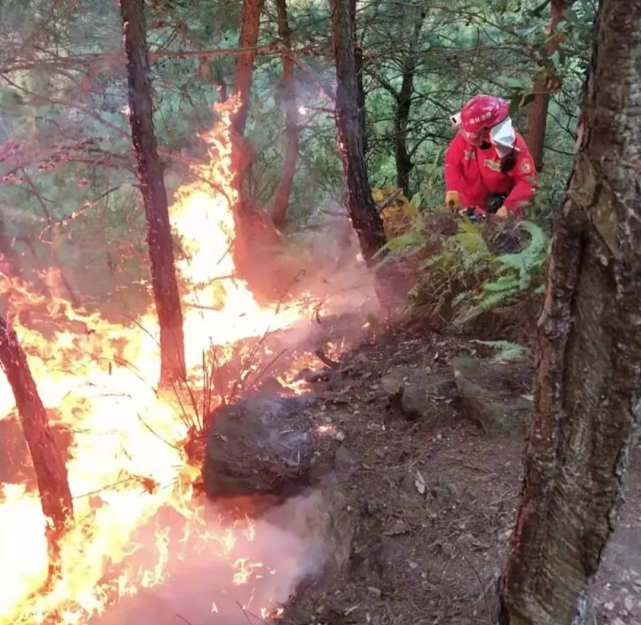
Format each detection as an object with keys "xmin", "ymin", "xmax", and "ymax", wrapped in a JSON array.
[{"xmin": 280, "ymin": 323, "xmax": 641, "ymax": 625}]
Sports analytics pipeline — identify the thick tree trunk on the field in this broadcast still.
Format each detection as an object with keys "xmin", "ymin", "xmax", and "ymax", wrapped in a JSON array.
[
  {"xmin": 330, "ymin": 0, "xmax": 386, "ymax": 264},
  {"xmin": 0, "ymin": 313, "xmax": 73, "ymax": 567},
  {"xmin": 120, "ymin": 0, "xmax": 186, "ymax": 385},
  {"xmin": 271, "ymin": 0, "xmax": 300, "ymax": 232},
  {"xmin": 394, "ymin": 8, "xmax": 425, "ymax": 196},
  {"xmin": 499, "ymin": 2, "xmax": 641, "ymax": 624},
  {"xmin": 525, "ymin": 0, "xmax": 575, "ymax": 171},
  {"xmin": 231, "ymin": 0, "xmax": 265, "ymax": 139}
]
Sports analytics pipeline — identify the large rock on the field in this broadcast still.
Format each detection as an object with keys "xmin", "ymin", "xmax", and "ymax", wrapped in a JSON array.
[
  {"xmin": 203, "ymin": 394, "xmax": 316, "ymax": 498},
  {"xmin": 381, "ymin": 366, "xmax": 455, "ymax": 421},
  {"xmin": 451, "ymin": 356, "xmax": 533, "ymax": 432}
]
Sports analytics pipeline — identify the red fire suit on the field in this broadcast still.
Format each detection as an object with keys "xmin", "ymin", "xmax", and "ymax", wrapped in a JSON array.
[{"xmin": 444, "ymin": 131, "xmax": 538, "ymax": 213}]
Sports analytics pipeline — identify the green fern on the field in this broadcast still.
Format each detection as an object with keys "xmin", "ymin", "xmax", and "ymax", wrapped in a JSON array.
[
  {"xmin": 453, "ymin": 221, "xmax": 550, "ymax": 325},
  {"xmin": 472, "ymin": 340, "xmax": 530, "ymax": 363}
]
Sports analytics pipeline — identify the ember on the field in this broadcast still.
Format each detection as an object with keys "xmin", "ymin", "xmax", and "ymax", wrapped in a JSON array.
[{"xmin": 0, "ymin": 97, "xmax": 374, "ymax": 624}]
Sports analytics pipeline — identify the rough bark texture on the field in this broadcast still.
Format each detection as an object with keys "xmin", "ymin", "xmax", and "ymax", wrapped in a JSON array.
[
  {"xmin": 120, "ymin": 0, "xmax": 186, "ymax": 384},
  {"xmin": 499, "ymin": 2, "xmax": 641, "ymax": 623},
  {"xmin": 526, "ymin": 0, "xmax": 575, "ymax": 171},
  {"xmin": 231, "ymin": 0, "xmax": 265, "ymax": 138},
  {"xmin": 330, "ymin": 0, "xmax": 387, "ymax": 264},
  {"xmin": 271, "ymin": 0, "xmax": 300, "ymax": 231},
  {"xmin": 0, "ymin": 313, "xmax": 73, "ymax": 563}
]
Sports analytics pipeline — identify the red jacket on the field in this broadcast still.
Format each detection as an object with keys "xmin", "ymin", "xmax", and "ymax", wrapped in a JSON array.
[{"xmin": 444, "ymin": 131, "xmax": 538, "ymax": 213}]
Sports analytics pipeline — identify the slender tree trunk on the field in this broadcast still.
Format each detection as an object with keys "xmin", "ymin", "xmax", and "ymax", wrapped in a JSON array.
[
  {"xmin": 348, "ymin": 0, "xmax": 368, "ymax": 157},
  {"xmin": 272, "ymin": 0, "xmax": 300, "ymax": 232},
  {"xmin": 330, "ymin": 0, "xmax": 386, "ymax": 264},
  {"xmin": 499, "ymin": 2, "xmax": 641, "ymax": 623},
  {"xmin": 0, "ymin": 313, "xmax": 73, "ymax": 568},
  {"xmin": 231, "ymin": 0, "xmax": 265, "ymax": 139},
  {"xmin": 229, "ymin": 0, "xmax": 283, "ymax": 297},
  {"xmin": 525, "ymin": 0, "xmax": 575, "ymax": 171},
  {"xmin": 355, "ymin": 43, "xmax": 367, "ymax": 156},
  {"xmin": 120, "ymin": 0, "xmax": 186, "ymax": 384},
  {"xmin": 394, "ymin": 7, "xmax": 425, "ymax": 196}
]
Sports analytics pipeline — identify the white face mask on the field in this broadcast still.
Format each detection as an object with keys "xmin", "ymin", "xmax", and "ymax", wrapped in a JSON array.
[{"xmin": 490, "ymin": 118, "xmax": 520, "ymax": 157}]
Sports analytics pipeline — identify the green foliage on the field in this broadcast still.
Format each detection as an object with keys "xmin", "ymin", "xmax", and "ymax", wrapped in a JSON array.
[
  {"xmin": 384, "ymin": 213, "xmax": 550, "ymax": 330},
  {"xmin": 472, "ymin": 340, "xmax": 530, "ymax": 363},
  {"xmin": 454, "ymin": 221, "xmax": 550, "ymax": 325}
]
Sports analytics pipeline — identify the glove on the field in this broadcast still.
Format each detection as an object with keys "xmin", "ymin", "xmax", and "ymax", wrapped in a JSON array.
[
  {"xmin": 445, "ymin": 191, "xmax": 462, "ymax": 211},
  {"xmin": 495, "ymin": 206, "xmax": 509, "ymax": 219}
]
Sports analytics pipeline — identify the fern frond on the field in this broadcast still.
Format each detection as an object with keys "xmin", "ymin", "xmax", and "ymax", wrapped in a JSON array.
[{"xmin": 472, "ymin": 340, "xmax": 530, "ymax": 363}]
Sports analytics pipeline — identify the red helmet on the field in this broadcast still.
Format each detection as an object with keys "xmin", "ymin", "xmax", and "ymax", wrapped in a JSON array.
[{"xmin": 460, "ymin": 95, "xmax": 509, "ymax": 134}]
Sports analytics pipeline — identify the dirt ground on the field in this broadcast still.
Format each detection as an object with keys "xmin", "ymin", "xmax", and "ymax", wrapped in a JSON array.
[{"xmin": 280, "ymin": 323, "xmax": 641, "ymax": 625}]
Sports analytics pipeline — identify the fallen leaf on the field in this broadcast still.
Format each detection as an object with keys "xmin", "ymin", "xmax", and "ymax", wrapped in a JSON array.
[{"xmin": 415, "ymin": 470, "xmax": 426, "ymax": 495}]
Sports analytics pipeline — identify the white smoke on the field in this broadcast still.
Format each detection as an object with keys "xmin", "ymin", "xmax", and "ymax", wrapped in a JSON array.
[{"xmin": 92, "ymin": 490, "xmax": 340, "ymax": 625}]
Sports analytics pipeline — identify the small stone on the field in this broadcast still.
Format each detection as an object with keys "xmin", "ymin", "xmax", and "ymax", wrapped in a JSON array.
[
  {"xmin": 408, "ymin": 561, "xmax": 419, "ymax": 570},
  {"xmin": 499, "ymin": 530, "xmax": 512, "ymax": 542},
  {"xmin": 367, "ymin": 587, "xmax": 382, "ymax": 598},
  {"xmin": 624, "ymin": 597, "xmax": 635, "ymax": 612},
  {"xmin": 604, "ymin": 602, "xmax": 615, "ymax": 611}
]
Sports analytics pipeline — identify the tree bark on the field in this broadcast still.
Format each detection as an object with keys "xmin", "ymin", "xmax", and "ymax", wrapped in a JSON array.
[
  {"xmin": 525, "ymin": 0, "xmax": 575, "ymax": 171},
  {"xmin": 0, "ymin": 313, "xmax": 73, "ymax": 567},
  {"xmin": 271, "ymin": 0, "xmax": 300, "ymax": 232},
  {"xmin": 394, "ymin": 7, "xmax": 425, "ymax": 196},
  {"xmin": 499, "ymin": 1, "xmax": 641, "ymax": 623},
  {"xmin": 231, "ymin": 0, "xmax": 266, "ymax": 139},
  {"xmin": 330, "ymin": 0, "xmax": 387, "ymax": 264},
  {"xmin": 120, "ymin": 0, "xmax": 186, "ymax": 385}
]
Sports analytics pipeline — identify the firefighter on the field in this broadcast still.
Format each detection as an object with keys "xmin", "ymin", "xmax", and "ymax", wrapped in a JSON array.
[{"xmin": 444, "ymin": 95, "xmax": 538, "ymax": 219}]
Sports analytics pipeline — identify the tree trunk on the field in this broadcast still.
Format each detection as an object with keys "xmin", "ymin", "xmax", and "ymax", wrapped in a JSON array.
[
  {"xmin": 499, "ymin": 2, "xmax": 641, "ymax": 624},
  {"xmin": 330, "ymin": 0, "xmax": 386, "ymax": 264},
  {"xmin": 120, "ymin": 0, "xmax": 186, "ymax": 385},
  {"xmin": 229, "ymin": 0, "xmax": 283, "ymax": 299},
  {"xmin": 0, "ymin": 313, "xmax": 73, "ymax": 568},
  {"xmin": 355, "ymin": 43, "xmax": 367, "ymax": 156},
  {"xmin": 231, "ymin": 0, "xmax": 265, "ymax": 139},
  {"xmin": 271, "ymin": 0, "xmax": 300, "ymax": 232},
  {"xmin": 348, "ymin": 0, "xmax": 368, "ymax": 157},
  {"xmin": 525, "ymin": 0, "xmax": 575, "ymax": 171},
  {"xmin": 394, "ymin": 7, "xmax": 425, "ymax": 196}
]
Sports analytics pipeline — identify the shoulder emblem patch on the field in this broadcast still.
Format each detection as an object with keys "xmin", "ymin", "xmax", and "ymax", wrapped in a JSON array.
[{"xmin": 520, "ymin": 160, "xmax": 532, "ymax": 173}]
